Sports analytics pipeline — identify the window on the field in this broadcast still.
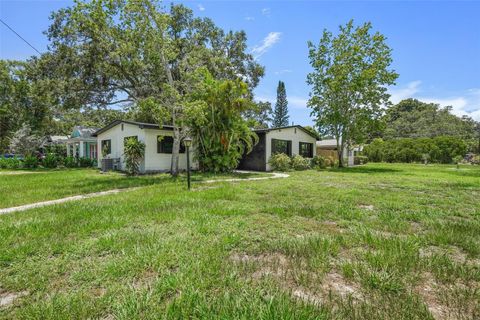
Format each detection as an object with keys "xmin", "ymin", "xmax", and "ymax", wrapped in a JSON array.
[
  {"xmin": 101, "ymin": 139, "xmax": 111, "ymax": 155},
  {"xmin": 124, "ymin": 136, "xmax": 138, "ymax": 146},
  {"xmin": 299, "ymin": 142, "xmax": 313, "ymax": 158},
  {"xmin": 157, "ymin": 136, "xmax": 185, "ymax": 154},
  {"xmin": 271, "ymin": 139, "xmax": 292, "ymax": 156}
]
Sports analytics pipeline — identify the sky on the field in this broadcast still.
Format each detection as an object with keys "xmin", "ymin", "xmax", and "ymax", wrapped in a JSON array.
[{"xmin": 1, "ymin": 0, "xmax": 479, "ymax": 125}]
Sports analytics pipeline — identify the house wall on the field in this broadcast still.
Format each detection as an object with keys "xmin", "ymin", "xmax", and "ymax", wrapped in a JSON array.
[
  {"xmin": 265, "ymin": 127, "xmax": 317, "ymax": 171},
  {"xmin": 237, "ymin": 132, "xmax": 266, "ymax": 171},
  {"xmin": 96, "ymin": 122, "xmax": 197, "ymax": 173}
]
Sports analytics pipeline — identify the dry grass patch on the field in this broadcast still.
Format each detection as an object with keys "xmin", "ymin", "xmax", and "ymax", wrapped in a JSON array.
[{"xmin": 0, "ymin": 287, "xmax": 28, "ymax": 308}]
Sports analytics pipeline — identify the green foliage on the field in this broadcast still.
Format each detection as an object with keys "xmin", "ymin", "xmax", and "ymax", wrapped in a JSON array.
[
  {"xmin": 64, "ymin": 156, "xmax": 77, "ymax": 168},
  {"xmin": 123, "ymin": 138, "xmax": 145, "ymax": 176},
  {"xmin": 354, "ymin": 156, "xmax": 369, "ymax": 165},
  {"xmin": 364, "ymin": 137, "xmax": 467, "ymax": 164},
  {"xmin": 0, "ymin": 156, "xmax": 21, "ymax": 169},
  {"xmin": 307, "ymin": 20, "xmax": 398, "ymax": 167},
  {"xmin": 9, "ymin": 123, "xmax": 42, "ymax": 156},
  {"xmin": 78, "ymin": 157, "xmax": 95, "ymax": 168},
  {"xmin": 268, "ymin": 153, "xmax": 292, "ymax": 171},
  {"xmin": 42, "ymin": 153, "xmax": 59, "ymax": 168},
  {"xmin": 384, "ymin": 99, "xmax": 477, "ymax": 141},
  {"xmin": 272, "ymin": 81, "xmax": 289, "ymax": 127},
  {"xmin": 244, "ymin": 101, "xmax": 272, "ymax": 129},
  {"xmin": 291, "ymin": 155, "xmax": 311, "ymax": 170},
  {"xmin": 186, "ymin": 71, "xmax": 258, "ymax": 173},
  {"xmin": 23, "ymin": 155, "xmax": 39, "ymax": 169},
  {"xmin": 311, "ymin": 155, "xmax": 327, "ymax": 169}
]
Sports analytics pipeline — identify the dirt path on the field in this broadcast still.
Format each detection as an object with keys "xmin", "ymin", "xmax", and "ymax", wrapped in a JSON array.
[{"xmin": 0, "ymin": 171, "xmax": 289, "ymax": 215}]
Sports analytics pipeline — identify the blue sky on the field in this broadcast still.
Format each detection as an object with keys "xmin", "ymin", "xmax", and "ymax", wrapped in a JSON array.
[{"xmin": 1, "ymin": 1, "xmax": 479, "ymax": 124}]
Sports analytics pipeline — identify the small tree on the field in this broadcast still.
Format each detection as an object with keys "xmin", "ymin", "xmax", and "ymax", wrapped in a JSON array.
[
  {"xmin": 307, "ymin": 20, "xmax": 398, "ymax": 167},
  {"xmin": 272, "ymin": 81, "xmax": 289, "ymax": 127},
  {"xmin": 123, "ymin": 138, "xmax": 145, "ymax": 176},
  {"xmin": 9, "ymin": 123, "xmax": 42, "ymax": 156}
]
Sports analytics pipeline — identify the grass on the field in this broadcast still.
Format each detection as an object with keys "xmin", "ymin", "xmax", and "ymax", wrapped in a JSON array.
[
  {"xmin": 0, "ymin": 163, "xmax": 479, "ymax": 319},
  {"xmin": 0, "ymin": 168, "xmax": 266, "ymax": 208}
]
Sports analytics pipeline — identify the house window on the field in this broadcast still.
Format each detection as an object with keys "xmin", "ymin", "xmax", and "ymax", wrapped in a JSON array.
[
  {"xmin": 101, "ymin": 139, "xmax": 111, "ymax": 155},
  {"xmin": 299, "ymin": 142, "xmax": 313, "ymax": 158},
  {"xmin": 271, "ymin": 139, "xmax": 292, "ymax": 156},
  {"xmin": 157, "ymin": 136, "xmax": 185, "ymax": 154},
  {"xmin": 124, "ymin": 136, "xmax": 138, "ymax": 146}
]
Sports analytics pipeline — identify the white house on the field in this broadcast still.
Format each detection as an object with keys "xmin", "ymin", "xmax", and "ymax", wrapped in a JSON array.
[
  {"xmin": 238, "ymin": 125, "xmax": 318, "ymax": 171},
  {"xmin": 316, "ymin": 139, "xmax": 360, "ymax": 166},
  {"xmin": 92, "ymin": 120, "xmax": 195, "ymax": 173},
  {"xmin": 65, "ymin": 126, "xmax": 98, "ymax": 160}
]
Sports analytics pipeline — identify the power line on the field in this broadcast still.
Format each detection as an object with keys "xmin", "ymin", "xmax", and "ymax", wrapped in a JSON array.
[{"xmin": 0, "ymin": 18, "xmax": 42, "ymax": 55}]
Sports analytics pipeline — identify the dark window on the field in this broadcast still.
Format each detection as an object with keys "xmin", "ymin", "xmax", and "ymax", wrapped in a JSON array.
[
  {"xmin": 157, "ymin": 136, "xmax": 185, "ymax": 154},
  {"xmin": 271, "ymin": 139, "xmax": 292, "ymax": 156},
  {"xmin": 101, "ymin": 139, "xmax": 111, "ymax": 155},
  {"xmin": 299, "ymin": 142, "xmax": 313, "ymax": 158},
  {"xmin": 124, "ymin": 136, "xmax": 138, "ymax": 146}
]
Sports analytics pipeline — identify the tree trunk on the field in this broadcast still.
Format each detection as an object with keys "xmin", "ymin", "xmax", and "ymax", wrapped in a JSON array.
[
  {"xmin": 336, "ymin": 136, "xmax": 344, "ymax": 168},
  {"xmin": 170, "ymin": 126, "xmax": 181, "ymax": 176}
]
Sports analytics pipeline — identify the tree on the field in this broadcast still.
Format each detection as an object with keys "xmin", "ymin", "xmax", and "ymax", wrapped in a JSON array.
[
  {"xmin": 384, "ymin": 98, "xmax": 476, "ymax": 140},
  {"xmin": 244, "ymin": 101, "xmax": 272, "ymax": 129},
  {"xmin": 303, "ymin": 125, "xmax": 320, "ymax": 139},
  {"xmin": 272, "ymin": 81, "xmax": 289, "ymax": 127},
  {"xmin": 123, "ymin": 137, "xmax": 145, "ymax": 176},
  {"xmin": 307, "ymin": 20, "xmax": 398, "ymax": 167},
  {"xmin": 185, "ymin": 71, "xmax": 258, "ymax": 172},
  {"xmin": 9, "ymin": 123, "xmax": 42, "ymax": 156},
  {"xmin": 45, "ymin": 0, "xmax": 264, "ymax": 176}
]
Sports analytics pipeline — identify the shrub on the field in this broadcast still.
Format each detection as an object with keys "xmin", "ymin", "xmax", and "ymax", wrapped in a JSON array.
[
  {"xmin": 0, "ymin": 157, "xmax": 21, "ymax": 169},
  {"xmin": 363, "ymin": 138, "xmax": 385, "ymax": 162},
  {"xmin": 23, "ymin": 155, "xmax": 39, "ymax": 168},
  {"xmin": 291, "ymin": 155, "xmax": 310, "ymax": 170},
  {"xmin": 354, "ymin": 155, "xmax": 368, "ymax": 165},
  {"xmin": 311, "ymin": 155, "xmax": 327, "ymax": 169},
  {"xmin": 78, "ymin": 157, "xmax": 94, "ymax": 168},
  {"xmin": 64, "ymin": 156, "xmax": 77, "ymax": 168},
  {"xmin": 123, "ymin": 138, "xmax": 145, "ymax": 176},
  {"xmin": 42, "ymin": 153, "xmax": 59, "ymax": 168},
  {"xmin": 268, "ymin": 153, "xmax": 291, "ymax": 171}
]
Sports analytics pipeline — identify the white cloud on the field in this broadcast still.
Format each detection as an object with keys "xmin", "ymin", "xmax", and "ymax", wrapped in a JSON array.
[
  {"xmin": 261, "ymin": 8, "xmax": 271, "ymax": 16},
  {"xmin": 245, "ymin": 16, "xmax": 255, "ymax": 21},
  {"xmin": 389, "ymin": 82, "xmax": 480, "ymax": 121},
  {"xmin": 251, "ymin": 32, "xmax": 282, "ymax": 59},
  {"xmin": 198, "ymin": 4, "xmax": 205, "ymax": 11},
  {"xmin": 274, "ymin": 69, "xmax": 292, "ymax": 75},
  {"xmin": 389, "ymin": 80, "xmax": 422, "ymax": 104}
]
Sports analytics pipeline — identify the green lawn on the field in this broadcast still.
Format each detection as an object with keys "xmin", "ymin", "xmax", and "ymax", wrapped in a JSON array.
[
  {"xmin": 0, "ymin": 169, "xmax": 266, "ymax": 209},
  {"xmin": 0, "ymin": 163, "xmax": 479, "ymax": 319}
]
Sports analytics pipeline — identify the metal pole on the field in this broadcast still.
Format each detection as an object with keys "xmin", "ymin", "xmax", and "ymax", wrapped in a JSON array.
[{"xmin": 186, "ymin": 146, "xmax": 191, "ymax": 190}]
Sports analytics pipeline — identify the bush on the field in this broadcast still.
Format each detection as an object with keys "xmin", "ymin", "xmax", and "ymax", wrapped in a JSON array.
[
  {"xmin": 291, "ymin": 155, "xmax": 310, "ymax": 170},
  {"xmin": 64, "ymin": 156, "xmax": 77, "ymax": 168},
  {"xmin": 311, "ymin": 155, "xmax": 327, "ymax": 169},
  {"xmin": 471, "ymin": 155, "xmax": 480, "ymax": 165},
  {"xmin": 354, "ymin": 155, "xmax": 368, "ymax": 165},
  {"xmin": 42, "ymin": 153, "xmax": 59, "ymax": 168},
  {"xmin": 23, "ymin": 155, "xmax": 39, "ymax": 168},
  {"xmin": 268, "ymin": 153, "xmax": 292, "ymax": 171},
  {"xmin": 123, "ymin": 138, "xmax": 145, "ymax": 176},
  {"xmin": 78, "ymin": 157, "xmax": 95, "ymax": 168},
  {"xmin": 0, "ymin": 157, "xmax": 21, "ymax": 169},
  {"xmin": 364, "ymin": 136, "xmax": 467, "ymax": 164}
]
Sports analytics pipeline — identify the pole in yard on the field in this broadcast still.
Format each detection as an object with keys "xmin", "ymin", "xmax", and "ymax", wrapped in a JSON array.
[{"xmin": 183, "ymin": 137, "xmax": 192, "ymax": 190}]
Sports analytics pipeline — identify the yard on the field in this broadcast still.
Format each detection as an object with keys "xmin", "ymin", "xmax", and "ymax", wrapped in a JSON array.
[{"xmin": 0, "ymin": 163, "xmax": 479, "ymax": 319}]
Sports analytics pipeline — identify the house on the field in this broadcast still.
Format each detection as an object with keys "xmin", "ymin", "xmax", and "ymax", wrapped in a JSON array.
[
  {"xmin": 316, "ymin": 139, "xmax": 361, "ymax": 166},
  {"xmin": 238, "ymin": 125, "xmax": 318, "ymax": 171},
  {"xmin": 92, "ymin": 120, "xmax": 195, "ymax": 173},
  {"xmin": 65, "ymin": 126, "xmax": 98, "ymax": 159}
]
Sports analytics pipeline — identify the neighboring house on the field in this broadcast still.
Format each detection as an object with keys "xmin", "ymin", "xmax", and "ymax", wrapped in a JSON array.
[
  {"xmin": 92, "ymin": 120, "xmax": 196, "ymax": 173},
  {"xmin": 238, "ymin": 125, "xmax": 318, "ymax": 171},
  {"xmin": 316, "ymin": 139, "xmax": 361, "ymax": 166},
  {"xmin": 66, "ymin": 126, "xmax": 99, "ymax": 159}
]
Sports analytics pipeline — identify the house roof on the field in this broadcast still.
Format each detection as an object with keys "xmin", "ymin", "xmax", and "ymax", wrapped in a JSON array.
[
  {"xmin": 92, "ymin": 120, "xmax": 174, "ymax": 137},
  {"xmin": 316, "ymin": 139, "xmax": 338, "ymax": 148},
  {"xmin": 253, "ymin": 125, "xmax": 319, "ymax": 140},
  {"xmin": 72, "ymin": 126, "xmax": 98, "ymax": 138}
]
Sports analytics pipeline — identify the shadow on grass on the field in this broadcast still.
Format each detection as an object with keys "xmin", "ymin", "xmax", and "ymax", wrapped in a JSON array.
[
  {"xmin": 329, "ymin": 166, "xmax": 401, "ymax": 174},
  {"xmin": 445, "ymin": 168, "xmax": 480, "ymax": 178}
]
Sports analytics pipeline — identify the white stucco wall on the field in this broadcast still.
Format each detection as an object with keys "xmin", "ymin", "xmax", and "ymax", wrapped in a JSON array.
[
  {"xmin": 265, "ymin": 127, "xmax": 317, "ymax": 171},
  {"xmin": 96, "ymin": 122, "xmax": 197, "ymax": 173}
]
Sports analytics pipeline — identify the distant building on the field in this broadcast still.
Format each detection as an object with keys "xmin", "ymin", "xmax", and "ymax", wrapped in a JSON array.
[{"xmin": 66, "ymin": 126, "xmax": 99, "ymax": 159}]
